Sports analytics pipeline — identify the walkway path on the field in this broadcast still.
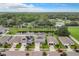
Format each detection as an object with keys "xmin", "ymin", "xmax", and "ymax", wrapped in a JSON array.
[
  {"xmin": 67, "ymin": 45, "xmax": 73, "ymax": 51},
  {"xmin": 9, "ymin": 43, "xmax": 18, "ymax": 51},
  {"xmin": 49, "ymin": 45, "xmax": 55, "ymax": 51},
  {"xmin": 19, "ymin": 43, "xmax": 26, "ymax": 51},
  {"xmin": 34, "ymin": 42, "xmax": 40, "ymax": 51}
]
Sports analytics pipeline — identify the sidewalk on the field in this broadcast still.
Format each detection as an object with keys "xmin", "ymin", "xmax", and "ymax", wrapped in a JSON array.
[
  {"xmin": 67, "ymin": 45, "xmax": 73, "ymax": 51},
  {"xmin": 19, "ymin": 43, "xmax": 26, "ymax": 51},
  {"xmin": 49, "ymin": 45, "xmax": 55, "ymax": 51},
  {"xmin": 34, "ymin": 42, "xmax": 40, "ymax": 51}
]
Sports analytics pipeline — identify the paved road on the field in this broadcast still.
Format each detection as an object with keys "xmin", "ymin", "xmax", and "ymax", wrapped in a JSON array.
[
  {"xmin": 9, "ymin": 43, "xmax": 18, "ymax": 51},
  {"xmin": 34, "ymin": 42, "xmax": 40, "ymax": 51},
  {"xmin": 49, "ymin": 45, "xmax": 55, "ymax": 51},
  {"xmin": 19, "ymin": 43, "xmax": 26, "ymax": 51}
]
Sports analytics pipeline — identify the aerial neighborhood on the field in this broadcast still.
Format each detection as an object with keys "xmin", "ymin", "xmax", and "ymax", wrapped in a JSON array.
[{"xmin": 0, "ymin": 12, "xmax": 79, "ymax": 56}]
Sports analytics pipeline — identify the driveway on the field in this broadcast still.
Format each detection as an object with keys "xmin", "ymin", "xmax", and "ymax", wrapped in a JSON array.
[
  {"xmin": 9, "ymin": 43, "xmax": 18, "ymax": 51},
  {"xmin": 19, "ymin": 43, "xmax": 26, "ymax": 51},
  {"xmin": 34, "ymin": 42, "xmax": 40, "ymax": 51},
  {"xmin": 67, "ymin": 45, "xmax": 72, "ymax": 51},
  {"xmin": 49, "ymin": 45, "xmax": 55, "ymax": 51}
]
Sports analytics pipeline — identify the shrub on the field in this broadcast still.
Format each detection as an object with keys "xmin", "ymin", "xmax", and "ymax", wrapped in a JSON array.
[{"xmin": 42, "ymin": 52, "xmax": 47, "ymax": 56}]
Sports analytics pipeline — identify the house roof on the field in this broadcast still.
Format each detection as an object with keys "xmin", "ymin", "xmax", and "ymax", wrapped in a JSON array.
[
  {"xmin": 0, "ymin": 26, "xmax": 5, "ymax": 32},
  {"xmin": 47, "ymin": 36, "xmax": 58, "ymax": 44},
  {"xmin": 58, "ymin": 36, "xmax": 74, "ymax": 46}
]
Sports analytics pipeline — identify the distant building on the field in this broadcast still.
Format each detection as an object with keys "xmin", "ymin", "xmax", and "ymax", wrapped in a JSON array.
[{"xmin": 55, "ymin": 21, "xmax": 65, "ymax": 28}]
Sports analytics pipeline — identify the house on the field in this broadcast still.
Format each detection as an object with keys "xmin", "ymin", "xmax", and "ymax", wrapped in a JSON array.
[
  {"xmin": 26, "ymin": 36, "xmax": 33, "ymax": 44},
  {"xmin": 35, "ymin": 32, "xmax": 45, "ymax": 43},
  {"xmin": 55, "ymin": 21, "xmax": 65, "ymax": 28},
  {"xmin": 0, "ymin": 26, "xmax": 7, "ymax": 34},
  {"xmin": 21, "ymin": 36, "xmax": 27, "ymax": 43},
  {"xmin": 47, "ymin": 36, "xmax": 58, "ymax": 45},
  {"xmin": 58, "ymin": 37, "xmax": 74, "ymax": 46},
  {"xmin": 0, "ymin": 36, "xmax": 12, "ymax": 44}
]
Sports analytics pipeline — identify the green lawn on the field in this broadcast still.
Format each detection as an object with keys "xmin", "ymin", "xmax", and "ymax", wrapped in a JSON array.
[
  {"xmin": 7, "ymin": 27, "xmax": 54, "ymax": 35},
  {"xmin": 3, "ymin": 43, "xmax": 11, "ymax": 48},
  {"xmin": 40, "ymin": 39, "xmax": 49, "ymax": 49},
  {"xmin": 26, "ymin": 42, "xmax": 35, "ymax": 51},
  {"xmin": 40, "ymin": 43, "xmax": 49, "ymax": 49},
  {"xmin": 16, "ymin": 43, "xmax": 21, "ymax": 48},
  {"xmin": 68, "ymin": 26, "xmax": 79, "ymax": 41}
]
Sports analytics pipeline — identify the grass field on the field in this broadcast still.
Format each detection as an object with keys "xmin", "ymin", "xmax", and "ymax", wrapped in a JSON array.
[
  {"xmin": 68, "ymin": 26, "xmax": 79, "ymax": 41},
  {"xmin": 7, "ymin": 27, "xmax": 54, "ymax": 34}
]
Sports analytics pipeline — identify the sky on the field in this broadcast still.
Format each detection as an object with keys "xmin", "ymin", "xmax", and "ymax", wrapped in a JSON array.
[{"xmin": 0, "ymin": 3, "xmax": 79, "ymax": 12}]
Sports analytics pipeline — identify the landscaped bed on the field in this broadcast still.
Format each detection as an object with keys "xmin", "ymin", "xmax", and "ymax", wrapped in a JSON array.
[
  {"xmin": 40, "ymin": 39, "xmax": 49, "ymax": 51},
  {"xmin": 54, "ymin": 35, "xmax": 66, "ymax": 49}
]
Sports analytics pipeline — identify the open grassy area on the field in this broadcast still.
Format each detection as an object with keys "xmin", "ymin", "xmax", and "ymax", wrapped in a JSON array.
[
  {"xmin": 7, "ymin": 27, "xmax": 54, "ymax": 35},
  {"xmin": 68, "ymin": 26, "xmax": 79, "ymax": 41}
]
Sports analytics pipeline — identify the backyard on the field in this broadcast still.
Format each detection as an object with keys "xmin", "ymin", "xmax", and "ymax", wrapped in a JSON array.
[{"xmin": 7, "ymin": 27, "xmax": 54, "ymax": 35}]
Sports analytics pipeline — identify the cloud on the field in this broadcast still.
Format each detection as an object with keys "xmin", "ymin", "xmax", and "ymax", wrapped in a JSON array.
[
  {"xmin": 0, "ymin": 3, "xmax": 48, "ymax": 12},
  {"xmin": 0, "ymin": 3, "xmax": 78, "ymax": 12},
  {"xmin": 0, "ymin": 3, "xmax": 34, "ymax": 8},
  {"xmin": 0, "ymin": 3, "xmax": 53, "ymax": 12}
]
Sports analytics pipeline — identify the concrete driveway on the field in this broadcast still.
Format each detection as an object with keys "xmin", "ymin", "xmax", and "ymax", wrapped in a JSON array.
[
  {"xmin": 67, "ymin": 45, "xmax": 72, "ymax": 51},
  {"xmin": 19, "ymin": 43, "xmax": 26, "ymax": 51},
  {"xmin": 34, "ymin": 42, "xmax": 40, "ymax": 51},
  {"xmin": 9, "ymin": 43, "xmax": 18, "ymax": 51},
  {"xmin": 49, "ymin": 45, "xmax": 55, "ymax": 51}
]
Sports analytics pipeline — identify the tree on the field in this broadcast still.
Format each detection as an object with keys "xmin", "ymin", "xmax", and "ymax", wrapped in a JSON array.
[
  {"xmin": 55, "ymin": 26, "xmax": 70, "ymax": 36},
  {"xmin": 66, "ymin": 21, "xmax": 79, "ymax": 26}
]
